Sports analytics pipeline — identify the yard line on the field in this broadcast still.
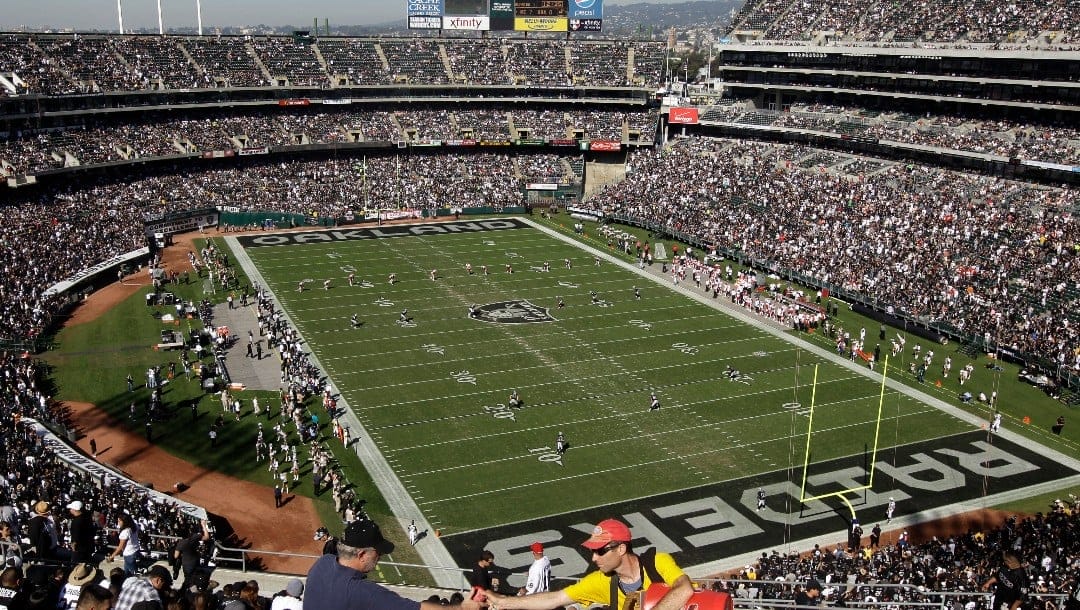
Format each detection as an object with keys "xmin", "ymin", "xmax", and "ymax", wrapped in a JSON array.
[
  {"xmin": 346, "ymin": 345, "xmax": 815, "ymax": 395},
  {"xmin": 370, "ymin": 370, "xmax": 865, "ymax": 432},
  {"xmin": 417, "ymin": 406, "xmax": 948, "ymax": 506},
  {"xmin": 333, "ymin": 335, "xmax": 789, "ymax": 379},
  {"xmin": 395, "ymin": 390, "xmax": 900, "ymax": 458}
]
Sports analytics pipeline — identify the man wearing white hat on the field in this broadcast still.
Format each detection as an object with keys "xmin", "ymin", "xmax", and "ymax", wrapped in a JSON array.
[{"xmin": 68, "ymin": 501, "xmax": 96, "ymax": 564}]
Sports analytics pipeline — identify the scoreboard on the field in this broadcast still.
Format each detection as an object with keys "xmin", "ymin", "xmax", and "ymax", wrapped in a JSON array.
[
  {"xmin": 514, "ymin": 0, "xmax": 567, "ymax": 18},
  {"xmin": 408, "ymin": 0, "xmax": 603, "ymax": 31}
]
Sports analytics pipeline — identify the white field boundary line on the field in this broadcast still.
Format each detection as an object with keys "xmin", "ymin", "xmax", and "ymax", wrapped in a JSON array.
[
  {"xmin": 223, "ymin": 235, "xmax": 466, "ymax": 588},
  {"xmin": 523, "ymin": 218, "xmax": 1080, "ymax": 572}
]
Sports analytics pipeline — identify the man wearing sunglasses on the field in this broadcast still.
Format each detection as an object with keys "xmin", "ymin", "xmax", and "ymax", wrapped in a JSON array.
[{"xmin": 484, "ymin": 518, "xmax": 693, "ymax": 610}]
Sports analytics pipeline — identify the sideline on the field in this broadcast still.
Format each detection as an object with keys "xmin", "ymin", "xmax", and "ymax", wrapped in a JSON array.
[{"xmin": 223, "ymin": 234, "xmax": 468, "ymax": 589}]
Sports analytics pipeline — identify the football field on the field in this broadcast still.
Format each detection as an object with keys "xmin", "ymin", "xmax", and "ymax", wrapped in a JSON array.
[{"xmin": 226, "ymin": 218, "xmax": 1077, "ymax": 580}]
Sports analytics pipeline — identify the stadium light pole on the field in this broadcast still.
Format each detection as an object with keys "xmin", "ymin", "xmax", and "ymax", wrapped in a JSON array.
[
  {"xmin": 196, "ymin": 0, "xmax": 203, "ymax": 35},
  {"xmin": 117, "ymin": 0, "xmax": 125, "ymax": 34},
  {"xmin": 157, "ymin": 0, "xmax": 164, "ymax": 35}
]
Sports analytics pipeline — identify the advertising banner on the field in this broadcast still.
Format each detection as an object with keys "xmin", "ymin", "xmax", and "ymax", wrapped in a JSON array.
[
  {"xmin": 589, "ymin": 140, "xmax": 621, "ymax": 152},
  {"xmin": 568, "ymin": 0, "xmax": 602, "ymax": 18},
  {"xmin": 278, "ymin": 98, "xmax": 311, "ymax": 107},
  {"xmin": 408, "ymin": 0, "xmax": 444, "ymax": 15},
  {"xmin": 668, "ymin": 107, "xmax": 700, "ymax": 125},
  {"xmin": 569, "ymin": 18, "xmax": 601, "ymax": 31},
  {"xmin": 408, "ymin": 0, "xmax": 444, "ymax": 29},
  {"xmin": 409, "ymin": 15, "xmax": 442, "ymax": 28},
  {"xmin": 514, "ymin": 16, "xmax": 568, "ymax": 31},
  {"xmin": 443, "ymin": 15, "xmax": 490, "ymax": 29},
  {"xmin": 490, "ymin": 0, "xmax": 514, "ymax": 30}
]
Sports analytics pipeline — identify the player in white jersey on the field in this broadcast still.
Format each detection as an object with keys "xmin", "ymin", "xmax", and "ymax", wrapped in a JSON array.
[{"xmin": 522, "ymin": 542, "xmax": 551, "ymax": 594}]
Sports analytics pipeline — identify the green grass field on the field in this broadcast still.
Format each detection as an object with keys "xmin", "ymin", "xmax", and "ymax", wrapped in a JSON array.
[{"xmin": 233, "ymin": 219, "xmax": 976, "ymax": 535}]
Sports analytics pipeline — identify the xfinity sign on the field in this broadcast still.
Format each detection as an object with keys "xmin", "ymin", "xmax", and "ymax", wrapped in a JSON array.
[{"xmin": 443, "ymin": 15, "xmax": 490, "ymax": 30}]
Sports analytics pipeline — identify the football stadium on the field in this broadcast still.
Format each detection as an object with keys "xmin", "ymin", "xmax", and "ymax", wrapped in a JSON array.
[{"xmin": 1, "ymin": 0, "xmax": 1079, "ymax": 608}]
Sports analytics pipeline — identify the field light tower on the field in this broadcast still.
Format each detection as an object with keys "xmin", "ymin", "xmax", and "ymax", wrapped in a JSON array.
[
  {"xmin": 157, "ymin": 0, "xmax": 164, "ymax": 35},
  {"xmin": 196, "ymin": 0, "xmax": 203, "ymax": 35},
  {"xmin": 117, "ymin": 0, "xmax": 125, "ymax": 33}
]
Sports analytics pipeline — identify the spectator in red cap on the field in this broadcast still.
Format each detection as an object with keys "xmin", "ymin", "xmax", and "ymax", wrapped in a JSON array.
[
  {"xmin": 486, "ymin": 518, "xmax": 692, "ymax": 610},
  {"xmin": 519, "ymin": 542, "xmax": 550, "ymax": 595}
]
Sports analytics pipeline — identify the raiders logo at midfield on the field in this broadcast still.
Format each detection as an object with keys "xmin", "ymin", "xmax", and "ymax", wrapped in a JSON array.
[{"xmin": 474, "ymin": 300, "xmax": 556, "ymax": 324}]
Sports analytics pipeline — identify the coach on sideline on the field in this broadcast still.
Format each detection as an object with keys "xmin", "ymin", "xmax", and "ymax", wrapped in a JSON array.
[
  {"xmin": 303, "ymin": 519, "xmax": 485, "ymax": 610},
  {"xmin": 484, "ymin": 518, "xmax": 693, "ymax": 610}
]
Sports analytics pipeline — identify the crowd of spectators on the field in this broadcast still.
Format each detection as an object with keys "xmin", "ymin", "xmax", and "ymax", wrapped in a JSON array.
[
  {"xmin": 0, "ymin": 108, "xmax": 657, "ymax": 175},
  {"xmin": 717, "ymin": 498, "xmax": 1080, "ymax": 609},
  {"xmin": 250, "ymin": 39, "xmax": 328, "ymax": 88},
  {"xmin": 317, "ymin": 39, "xmax": 388, "ymax": 86},
  {"xmin": 584, "ymin": 136, "xmax": 1080, "ymax": 374},
  {"xmin": 702, "ymin": 102, "xmax": 1080, "ymax": 166},
  {"xmin": 731, "ymin": 0, "xmax": 1080, "ymax": 43},
  {"xmin": 0, "ymin": 35, "xmax": 667, "ymax": 97},
  {"xmin": 0, "ymin": 354, "xmax": 207, "ymax": 569}
]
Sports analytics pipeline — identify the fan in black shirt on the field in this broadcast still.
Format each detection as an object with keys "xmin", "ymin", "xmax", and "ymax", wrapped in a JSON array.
[{"xmin": 982, "ymin": 552, "xmax": 1027, "ymax": 610}]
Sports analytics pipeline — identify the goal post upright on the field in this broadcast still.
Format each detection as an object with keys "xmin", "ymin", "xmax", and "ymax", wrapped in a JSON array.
[
  {"xmin": 798, "ymin": 364, "xmax": 820, "ymax": 504},
  {"xmin": 798, "ymin": 356, "xmax": 891, "ymax": 521}
]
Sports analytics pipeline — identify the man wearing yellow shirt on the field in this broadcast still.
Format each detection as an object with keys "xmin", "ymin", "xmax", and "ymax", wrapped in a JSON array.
[{"xmin": 484, "ymin": 518, "xmax": 694, "ymax": 610}]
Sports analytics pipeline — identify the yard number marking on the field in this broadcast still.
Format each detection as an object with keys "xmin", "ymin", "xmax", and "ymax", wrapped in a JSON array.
[
  {"xmin": 529, "ymin": 447, "xmax": 564, "ymax": 466},
  {"xmin": 782, "ymin": 402, "xmax": 810, "ymax": 416},
  {"xmin": 672, "ymin": 342, "xmax": 699, "ymax": 355},
  {"xmin": 483, "ymin": 404, "xmax": 516, "ymax": 421},
  {"xmin": 451, "ymin": 370, "xmax": 477, "ymax": 385}
]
